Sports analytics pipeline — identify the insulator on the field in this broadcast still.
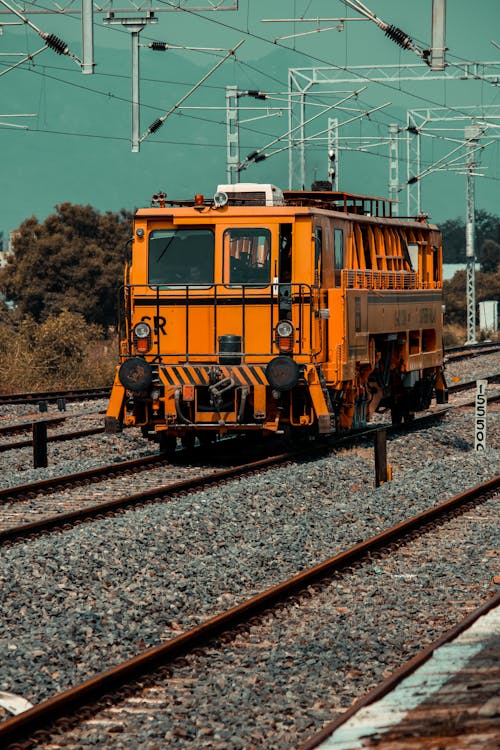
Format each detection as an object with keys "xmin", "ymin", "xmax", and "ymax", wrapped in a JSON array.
[
  {"xmin": 247, "ymin": 89, "xmax": 266, "ymax": 100},
  {"xmin": 384, "ymin": 25, "xmax": 413, "ymax": 50},
  {"xmin": 149, "ymin": 119, "xmax": 163, "ymax": 134},
  {"xmin": 151, "ymin": 41, "xmax": 168, "ymax": 51},
  {"xmin": 44, "ymin": 33, "xmax": 68, "ymax": 55},
  {"xmin": 254, "ymin": 153, "xmax": 267, "ymax": 162},
  {"xmin": 407, "ymin": 176, "xmax": 419, "ymax": 185},
  {"xmin": 246, "ymin": 150, "xmax": 259, "ymax": 161}
]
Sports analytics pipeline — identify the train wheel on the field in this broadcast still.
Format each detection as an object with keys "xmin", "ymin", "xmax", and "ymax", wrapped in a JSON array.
[
  {"xmin": 181, "ymin": 433, "xmax": 195, "ymax": 451},
  {"xmin": 159, "ymin": 433, "xmax": 177, "ymax": 459},
  {"xmin": 198, "ymin": 432, "xmax": 215, "ymax": 447}
]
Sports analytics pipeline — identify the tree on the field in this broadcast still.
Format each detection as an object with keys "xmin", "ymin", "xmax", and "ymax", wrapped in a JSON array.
[
  {"xmin": 444, "ymin": 268, "xmax": 500, "ymax": 326},
  {"xmin": 441, "ymin": 218, "xmax": 465, "ymax": 263},
  {"xmin": 441, "ymin": 210, "xmax": 500, "ymax": 268},
  {"xmin": 0, "ymin": 204, "xmax": 132, "ymax": 328},
  {"xmin": 480, "ymin": 239, "xmax": 500, "ymax": 274}
]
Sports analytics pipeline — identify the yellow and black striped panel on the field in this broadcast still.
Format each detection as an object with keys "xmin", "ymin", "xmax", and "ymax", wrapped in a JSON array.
[{"xmin": 160, "ymin": 364, "xmax": 268, "ymax": 388}]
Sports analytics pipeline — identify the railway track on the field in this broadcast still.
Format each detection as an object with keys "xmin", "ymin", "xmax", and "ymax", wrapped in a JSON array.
[
  {"xmin": 445, "ymin": 341, "xmax": 500, "ymax": 362},
  {"xmin": 0, "ymin": 408, "xmax": 454, "ymax": 544},
  {"xmin": 0, "ymin": 426, "xmax": 104, "ymax": 453},
  {"xmin": 1, "ymin": 474, "xmax": 497, "ymax": 749},
  {"xmin": 2, "ymin": 371, "xmax": 499, "ymax": 543},
  {"xmin": 0, "ymin": 341, "xmax": 496, "ymax": 411},
  {"xmin": 0, "ymin": 387, "xmax": 109, "ymax": 407},
  {"xmin": 0, "ymin": 372, "xmax": 497, "ymax": 455}
]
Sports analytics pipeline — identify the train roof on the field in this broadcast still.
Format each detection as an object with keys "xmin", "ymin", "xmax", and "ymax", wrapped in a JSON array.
[{"xmin": 137, "ymin": 185, "xmax": 435, "ymax": 226}]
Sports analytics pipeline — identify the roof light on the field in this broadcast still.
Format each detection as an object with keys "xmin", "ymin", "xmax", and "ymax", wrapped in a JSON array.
[{"xmin": 194, "ymin": 194, "xmax": 204, "ymax": 205}]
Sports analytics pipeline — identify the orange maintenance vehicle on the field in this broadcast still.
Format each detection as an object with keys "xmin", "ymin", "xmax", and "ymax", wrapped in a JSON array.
[{"xmin": 105, "ymin": 183, "xmax": 448, "ymax": 454}]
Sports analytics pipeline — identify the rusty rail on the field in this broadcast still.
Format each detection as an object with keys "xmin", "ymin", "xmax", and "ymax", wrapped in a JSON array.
[{"xmin": 1, "ymin": 474, "xmax": 498, "ymax": 748}]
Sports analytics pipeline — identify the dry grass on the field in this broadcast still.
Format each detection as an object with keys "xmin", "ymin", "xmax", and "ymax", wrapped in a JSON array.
[
  {"xmin": 0, "ymin": 312, "xmax": 118, "ymax": 394},
  {"xmin": 443, "ymin": 323, "xmax": 467, "ymax": 347}
]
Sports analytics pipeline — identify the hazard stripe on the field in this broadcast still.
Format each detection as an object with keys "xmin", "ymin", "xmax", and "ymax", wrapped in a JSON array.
[
  {"xmin": 250, "ymin": 365, "xmax": 267, "ymax": 385},
  {"xmin": 183, "ymin": 367, "xmax": 198, "ymax": 385},
  {"xmin": 173, "ymin": 366, "xmax": 190, "ymax": 385},
  {"xmin": 193, "ymin": 366, "xmax": 210, "ymax": 385},
  {"xmin": 163, "ymin": 369, "xmax": 176, "ymax": 385},
  {"xmin": 235, "ymin": 368, "xmax": 252, "ymax": 386},
  {"xmin": 160, "ymin": 364, "xmax": 268, "ymax": 387}
]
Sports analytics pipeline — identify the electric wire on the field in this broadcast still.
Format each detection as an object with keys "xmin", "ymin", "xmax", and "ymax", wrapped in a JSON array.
[{"xmin": 1, "ymin": 0, "xmax": 499, "ymax": 186}]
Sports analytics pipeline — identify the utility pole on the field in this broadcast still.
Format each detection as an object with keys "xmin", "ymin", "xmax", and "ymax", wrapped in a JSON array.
[
  {"xmin": 465, "ymin": 124, "xmax": 481, "ymax": 344},
  {"xmin": 104, "ymin": 12, "xmax": 158, "ymax": 152},
  {"xmin": 327, "ymin": 117, "xmax": 338, "ymax": 190},
  {"xmin": 81, "ymin": 0, "xmax": 94, "ymax": 74},
  {"xmin": 430, "ymin": 0, "xmax": 446, "ymax": 71},
  {"xmin": 226, "ymin": 85, "xmax": 239, "ymax": 183},
  {"xmin": 388, "ymin": 123, "xmax": 399, "ymax": 214}
]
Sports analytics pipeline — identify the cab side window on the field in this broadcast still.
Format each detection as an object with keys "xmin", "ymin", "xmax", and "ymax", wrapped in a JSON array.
[{"xmin": 334, "ymin": 228, "xmax": 344, "ymax": 287}]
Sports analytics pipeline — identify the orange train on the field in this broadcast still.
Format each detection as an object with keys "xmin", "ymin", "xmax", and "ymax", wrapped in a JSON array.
[{"xmin": 105, "ymin": 183, "xmax": 448, "ymax": 453}]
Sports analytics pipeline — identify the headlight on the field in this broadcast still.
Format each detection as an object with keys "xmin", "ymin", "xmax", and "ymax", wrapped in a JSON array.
[
  {"xmin": 133, "ymin": 321, "xmax": 152, "ymax": 353},
  {"xmin": 275, "ymin": 319, "xmax": 294, "ymax": 353},
  {"xmin": 134, "ymin": 322, "xmax": 151, "ymax": 339},
  {"xmin": 276, "ymin": 320, "xmax": 293, "ymax": 338}
]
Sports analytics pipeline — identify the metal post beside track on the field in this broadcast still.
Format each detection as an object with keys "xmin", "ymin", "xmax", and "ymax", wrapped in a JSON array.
[
  {"xmin": 375, "ymin": 429, "xmax": 388, "ymax": 487},
  {"xmin": 33, "ymin": 421, "xmax": 48, "ymax": 469}
]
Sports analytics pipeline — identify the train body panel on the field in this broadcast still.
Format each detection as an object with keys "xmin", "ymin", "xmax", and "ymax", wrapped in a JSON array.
[{"xmin": 106, "ymin": 185, "xmax": 447, "ymax": 447}]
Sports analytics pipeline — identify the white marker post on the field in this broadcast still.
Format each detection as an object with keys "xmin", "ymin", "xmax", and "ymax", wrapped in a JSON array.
[{"xmin": 475, "ymin": 379, "xmax": 487, "ymax": 451}]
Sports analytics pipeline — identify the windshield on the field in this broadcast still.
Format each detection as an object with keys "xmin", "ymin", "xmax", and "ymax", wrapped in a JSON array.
[{"xmin": 148, "ymin": 228, "xmax": 214, "ymax": 285}]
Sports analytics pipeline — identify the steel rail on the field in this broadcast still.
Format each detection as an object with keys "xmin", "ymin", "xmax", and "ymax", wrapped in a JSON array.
[
  {"xmin": 0, "ymin": 474, "xmax": 498, "ymax": 748},
  {"xmin": 0, "ymin": 411, "xmax": 450, "ymax": 545},
  {"xmin": 298, "ymin": 589, "xmax": 500, "ymax": 750},
  {"xmin": 0, "ymin": 426, "xmax": 104, "ymax": 453},
  {"xmin": 0, "ymin": 416, "xmax": 66, "ymax": 438},
  {"xmin": 0, "ymin": 387, "xmax": 109, "ymax": 406},
  {"xmin": 0, "ymin": 451, "xmax": 171, "ymax": 504},
  {"xmin": 445, "ymin": 341, "xmax": 500, "ymax": 361},
  {"xmin": 0, "ymin": 449, "xmax": 302, "ymax": 545},
  {"xmin": 447, "ymin": 373, "xmax": 500, "ymax": 393},
  {"xmin": 0, "ymin": 374, "xmax": 491, "ymax": 454}
]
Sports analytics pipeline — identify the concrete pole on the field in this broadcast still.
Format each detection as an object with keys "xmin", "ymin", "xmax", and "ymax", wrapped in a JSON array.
[
  {"xmin": 131, "ymin": 27, "xmax": 142, "ymax": 153},
  {"xmin": 81, "ymin": 0, "xmax": 94, "ymax": 74},
  {"xmin": 430, "ymin": 0, "xmax": 446, "ymax": 71}
]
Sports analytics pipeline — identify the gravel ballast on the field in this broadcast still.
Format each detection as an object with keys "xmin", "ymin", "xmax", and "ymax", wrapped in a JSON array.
[{"xmin": 0, "ymin": 357, "xmax": 499, "ymax": 744}]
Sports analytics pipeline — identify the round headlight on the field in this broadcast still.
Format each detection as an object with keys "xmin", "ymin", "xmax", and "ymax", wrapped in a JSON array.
[
  {"xmin": 134, "ymin": 322, "xmax": 151, "ymax": 339},
  {"xmin": 276, "ymin": 320, "xmax": 294, "ymax": 338},
  {"xmin": 265, "ymin": 356, "xmax": 299, "ymax": 392}
]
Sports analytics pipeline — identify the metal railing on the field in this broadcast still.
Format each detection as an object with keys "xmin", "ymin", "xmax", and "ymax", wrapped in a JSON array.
[{"xmin": 120, "ymin": 283, "xmax": 316, "ymax": 362}]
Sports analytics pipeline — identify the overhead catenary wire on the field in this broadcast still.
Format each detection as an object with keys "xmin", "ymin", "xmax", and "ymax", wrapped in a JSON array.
[
  {"xmin": 0, "ymin": 0, "xmax": 82, "ymax": 66},
  {"xmin": 339, "ymin": 0, "xmax": 426, "ymax": 59},
  {"xmin": 241, "ymin": 101, "xmax": 391, "ymax": 168},
  {"xmin": 140, "ymin": 38, "xmax": 244, "ymax": 142},
  {"xmin": 2, "ymin": 0, "xmax": 499, "ymax": 191},
  {"xmin": 239, "ymin": 88, "xmax": 366, "ymax": 169},
  {"xmin": 401, "ymin": 128, "xmax": 493, "ymax": 190}
]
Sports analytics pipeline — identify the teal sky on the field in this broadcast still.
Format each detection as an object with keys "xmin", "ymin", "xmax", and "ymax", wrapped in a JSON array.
[{"xmin": 1, "ymin": 0, "xmax": 499, "ymax": 242}]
